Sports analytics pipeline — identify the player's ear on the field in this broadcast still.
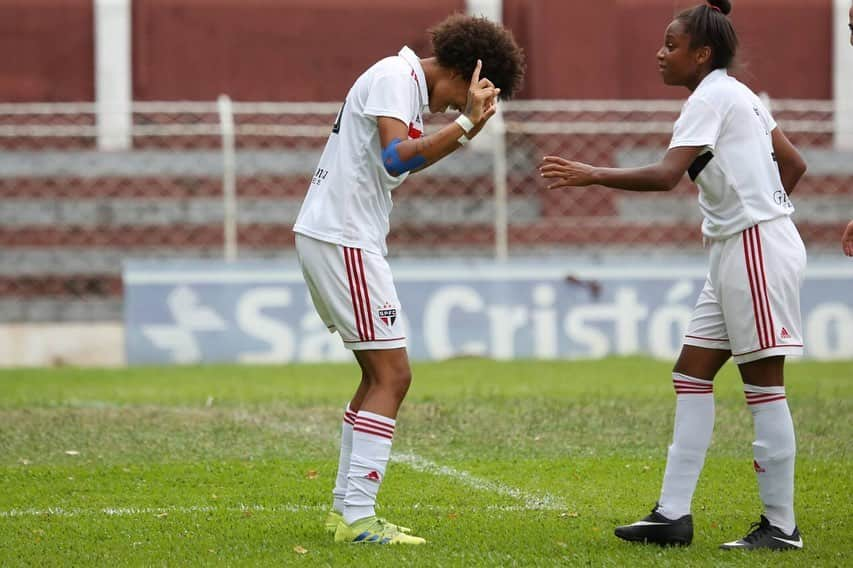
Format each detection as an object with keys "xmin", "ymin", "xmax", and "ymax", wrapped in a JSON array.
[{"xmin": 696, "ymin": 45, "xmax": 712, "ymax": 66}]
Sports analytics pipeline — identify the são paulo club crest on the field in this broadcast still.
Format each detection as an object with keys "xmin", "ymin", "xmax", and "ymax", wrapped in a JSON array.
[{"xmin": 378, "ymin": 302, "xmax": 397, "ymax": 326}]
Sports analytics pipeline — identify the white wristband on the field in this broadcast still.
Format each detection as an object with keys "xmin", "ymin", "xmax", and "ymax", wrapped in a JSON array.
[{"xmin": 454, "ymin": 114, "xmax": 474, "ymax": 134}]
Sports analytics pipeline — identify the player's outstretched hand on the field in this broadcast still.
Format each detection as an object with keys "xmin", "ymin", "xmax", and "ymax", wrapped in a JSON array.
[
  {"xmin": 464, "ymin": 59, "xmax": 500, "ymax": 125},
  {"xmin": 539, "ymin": 156, "xmax": 597, "ymax": 189},
  {"xmin": 842, "ymin": 220, "xmax": 853, "ymax": 257}
]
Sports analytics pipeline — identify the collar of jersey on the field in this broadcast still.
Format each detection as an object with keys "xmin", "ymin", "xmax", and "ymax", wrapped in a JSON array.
[
  {"xmin": 695, "ymin": 68, "xmax": 729, "ymax": 94},
  {"xmin": 398, "ymin": 46, "xmax": 429, "ymax": 110}
]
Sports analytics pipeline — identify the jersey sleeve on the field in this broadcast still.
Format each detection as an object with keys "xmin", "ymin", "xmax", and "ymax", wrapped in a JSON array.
[
  {"xmin": 669, "ymin": 97, "xmax": 723, "ymax": 150},
  {"xmin": 756, "ymin": 99, "xmax": 778, "ymax": 132},
  {"xmin": 362, "ymin": 71, "xmax": 416, "ymax": 127}
]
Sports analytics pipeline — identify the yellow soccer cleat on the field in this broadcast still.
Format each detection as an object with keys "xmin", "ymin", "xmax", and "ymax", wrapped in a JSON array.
[
  {"xmin": 324, "ymin": 510, "xmax": 344, "ymax": 533},
  {"xmin": 334, "ymin": 516, "xmax": 425, "ymax": 544},
  {"xmin": 324, "ymin": 509, "xmax": 412, "ymax": 534}
]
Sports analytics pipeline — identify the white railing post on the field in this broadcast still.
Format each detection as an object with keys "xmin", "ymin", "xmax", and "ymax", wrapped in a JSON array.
[
  {"xmin": 493, "ymin": 107, "xmax": 509, "ymax": 261},
  {"xmin": 833, "ymin": 0, "xmax": 853, "ymax": 149},
  {"xmin": 94, "ymin": 0, "xmax": 132, "ymax": 151},
  {"xmin": 466, "ymin": 0, "xmax": 502, "ymax": 21},
  {"xmin": 217, "ymin": 95, "xmax": 238, "ymax": 261}
]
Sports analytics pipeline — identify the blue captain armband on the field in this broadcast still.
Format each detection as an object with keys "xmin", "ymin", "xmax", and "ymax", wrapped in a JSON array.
[{"xmin": 381, "ymin": 138, "xmax": 427, "ymax": 177}]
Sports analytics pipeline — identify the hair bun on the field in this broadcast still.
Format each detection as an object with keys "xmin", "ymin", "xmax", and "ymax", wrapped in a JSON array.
[{"xmin": 708, "ymin": 0, "xmax": 732, "ymax": 15}]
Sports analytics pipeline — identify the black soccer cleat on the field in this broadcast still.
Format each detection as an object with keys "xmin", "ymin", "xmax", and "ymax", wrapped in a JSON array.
[
  {"xmin": 719, "ymin": 515, "xmax": 803, "ymax": 551},
  {"xmin": 614, "ymin": 505, "xmax": 693, "ymax": 546}
]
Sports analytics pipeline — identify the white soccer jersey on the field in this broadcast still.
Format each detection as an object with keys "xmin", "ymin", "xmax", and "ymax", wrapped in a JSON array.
[
  {"xmin": 669, "ymin": 69, "xmax": 794, "ymax": 240},
  {"xmin": 293, "ymin": 46, "xmax": 428, "ymax": 256}
]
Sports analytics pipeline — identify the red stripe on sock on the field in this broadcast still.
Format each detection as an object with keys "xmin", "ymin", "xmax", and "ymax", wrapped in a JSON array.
[
  {"xmin": 673, "ymin": 379, "xmax": 713, "ymax": 394},
  {"xmin": 674, "ymin": 382, "xmax": 713, "ymax": 388},
  {"xmin": 353, "ymin": 425, "xmax": 394, "ymax": 439},
  {"xmin": 357, "ymin": 415, "xmax": 395, "ymax": 430},
  {"xmin": 355, "ymin": 421, "xmax": 394, "ymax": 437},
  {"xmin": 746, "ymin": 395, "xmax": 787, "ymax": 405},
  {"xmin": 745, "ymin": 390, "xmax": 785, "ymax": 398}
]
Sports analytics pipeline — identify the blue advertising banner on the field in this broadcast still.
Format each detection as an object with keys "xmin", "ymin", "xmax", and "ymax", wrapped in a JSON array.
[{"xmin": 124, "ymin": 259, "xmax": 853, "ymax": 364}]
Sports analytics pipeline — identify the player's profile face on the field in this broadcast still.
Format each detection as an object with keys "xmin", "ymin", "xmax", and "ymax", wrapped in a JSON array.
[
  {"xmin": 657, "ymin": 21, "xmax": 698, "ymax": 87},
  {"xmin": 428, "ymin": 72, "xmax": 468, "ymax": 114}
]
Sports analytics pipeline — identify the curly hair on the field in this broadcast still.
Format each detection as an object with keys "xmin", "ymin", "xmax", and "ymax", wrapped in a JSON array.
[{"xmin": 429, "ymin": 14, "xmax": 526, "ymax": 100}]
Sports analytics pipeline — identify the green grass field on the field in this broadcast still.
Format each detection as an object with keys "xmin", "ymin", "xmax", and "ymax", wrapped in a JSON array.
[{"xmin": 0, "ymin": 357, "xmax": 850, "ymax": 566}]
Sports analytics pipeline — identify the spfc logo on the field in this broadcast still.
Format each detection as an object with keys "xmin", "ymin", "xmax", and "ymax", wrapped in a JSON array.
[{"xmin": 378, "ymin": 302, "xmax": 397, "ymax": 326}]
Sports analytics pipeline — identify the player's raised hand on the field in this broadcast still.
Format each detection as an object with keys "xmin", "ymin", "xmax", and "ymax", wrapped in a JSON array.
[
  {"xmin": 539, "ymin": 156, "xmax": 597, "ymax": 189},
  {"xmin": 464, "ymin": 59, "xmax": 500, "ymax": 124},
  {"xmin": 842, "ymin": 220, "xmax": 853, "ymax": 257}
]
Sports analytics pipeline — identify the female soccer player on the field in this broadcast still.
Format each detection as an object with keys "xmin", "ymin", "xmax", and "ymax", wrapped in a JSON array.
[
  {"xmin": 293, "ymin": 15, "xmax": 524, "ymax": 544},
  {"xmin": 843, "ymin": 4, "xmax": 853, "ymax": 256},
  {"xmin": 540, "ymin": 0, "xmax": 807, "ymax": 551}
]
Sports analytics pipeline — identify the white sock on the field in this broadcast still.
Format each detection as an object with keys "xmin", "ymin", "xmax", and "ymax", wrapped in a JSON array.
[
  {"xmin": 343, "ymin": 410, "xmax": 395, "ymax": 525},
  {"xmin": 745, "ymin": 384, "xmax": 797, "ymax": 534},
  {"xmin": 658, "ymin": 372, "xmax": 715, "ymax": 520},
  {"xmin": 332, "ymin": 403, "xmax": 357, "ymax": 513}
]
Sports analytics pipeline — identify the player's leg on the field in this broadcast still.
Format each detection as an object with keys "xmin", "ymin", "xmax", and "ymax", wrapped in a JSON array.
[
  {"xmin": 719, "ymin": 355, "xmax": 801, "ymax": 550},
  {"xmin": 296, "ymin": 235, "xmax": 364, "ymax": 530},
  {"xmin": 717, "ymin": 218, "xmax": 805, "ymax": 551},
  {"xmin": 325, "ymin": 365, "xmax": 416, "ymax": 536},
  {"xmin": 659, "ymin": 345, "xmax": 729, "ymax": 517},
  {"xmin": 294, "ymin": 235, "xmax": 411, "ymax": 539},
  {"xmin": 324, "ymin": 374, "xmax": 370, "ymax": 532},
  {"xmin": 336, "ymin": 347, "xmax": 424, "ymax": 544},
  {"xmin": 667, "ymin": 267, "xmax": 734, "ymax": 519},
  {"xmin": 615, "ymin": 346, "xmax": 728, "ymax": 546},
  {"xmin": 342, "ymin": 347, "xmax": 410, "ymax": 527},
  {"xmin": 616, "ymin": 272, "xmax": 730, "ymax": 546},
  {"xmin": 318, "ymin": 245, "xmax": 423, "ymax": 544}
]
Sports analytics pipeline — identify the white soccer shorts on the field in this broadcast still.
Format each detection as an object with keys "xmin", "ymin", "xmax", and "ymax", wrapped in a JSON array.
[
  {"xmin": 295, "ymin": 233, "xmax": 407, "ymax": 351},
  {"xmin": 683, "ymin": 215, "xmax": 806, "ymax": 364}
]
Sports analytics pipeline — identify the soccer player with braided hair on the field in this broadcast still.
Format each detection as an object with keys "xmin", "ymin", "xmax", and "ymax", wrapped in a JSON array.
[
  {"xmin": 293, "ymin": 14, "xmax": 524, "ymax": 545},
  {"xmin": 541, "ymin": 0, "xmax": 808, "ymax": 550}
]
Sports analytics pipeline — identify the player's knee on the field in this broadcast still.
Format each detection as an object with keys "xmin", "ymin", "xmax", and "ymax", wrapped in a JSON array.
[
  {"xmin": 393, "ymin": 368, "xmax": 413, "ymax": 399},
  {"xmin": 379, "ymin": 367, "xmax": 411, "ymax": 401}
]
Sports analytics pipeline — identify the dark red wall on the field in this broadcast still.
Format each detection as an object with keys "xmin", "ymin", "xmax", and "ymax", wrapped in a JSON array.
[
  {"xmin": 0, "ymin": 0, "xmax": 94, "ymax": 102},
  {"xmin": 0, "ymin": 0, "xmax": 834, "ymax": 102},
  {"xmin": 133, "ymin": 0, "xmax": 466, "ymax": 101},
  {"xmin": 504, "ymin": 0, "xmax": 832, "ymax": 99}
]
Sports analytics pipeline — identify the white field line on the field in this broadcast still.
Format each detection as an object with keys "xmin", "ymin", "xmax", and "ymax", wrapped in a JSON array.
[
  {"xmin": 0, "ymin": 503, "xmax": 564, "ymax": 519},
  {"xmin": 0, "ymin": 504, "xmax": 319, "ymax": 518},
  {"xmin": 392, "ymin": 452, "xmax": 566, "ymax": 511},
  {"xmin": 241, "ymin": 413, "xmax": 569, "ymax": 512},
  {"xmin": 1, "ymin": 406, "xmax": 569, "ymax": 517}
]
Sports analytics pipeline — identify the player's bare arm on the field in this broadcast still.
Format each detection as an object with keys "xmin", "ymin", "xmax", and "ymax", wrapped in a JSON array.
[
  {"xmin": 538, "ymin": 146, "xmax": 704, "ymax": 192},
  {"xmin": 842, "ymin": 220, "xmax": 853, "ymax": 256},
  {"xmin": 378, "ymin": 60, "xmax": 500, "ymax": 177},
  {"xmin": 770, "ymin": 127, "xmax": 807, "ymax": 195}
]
